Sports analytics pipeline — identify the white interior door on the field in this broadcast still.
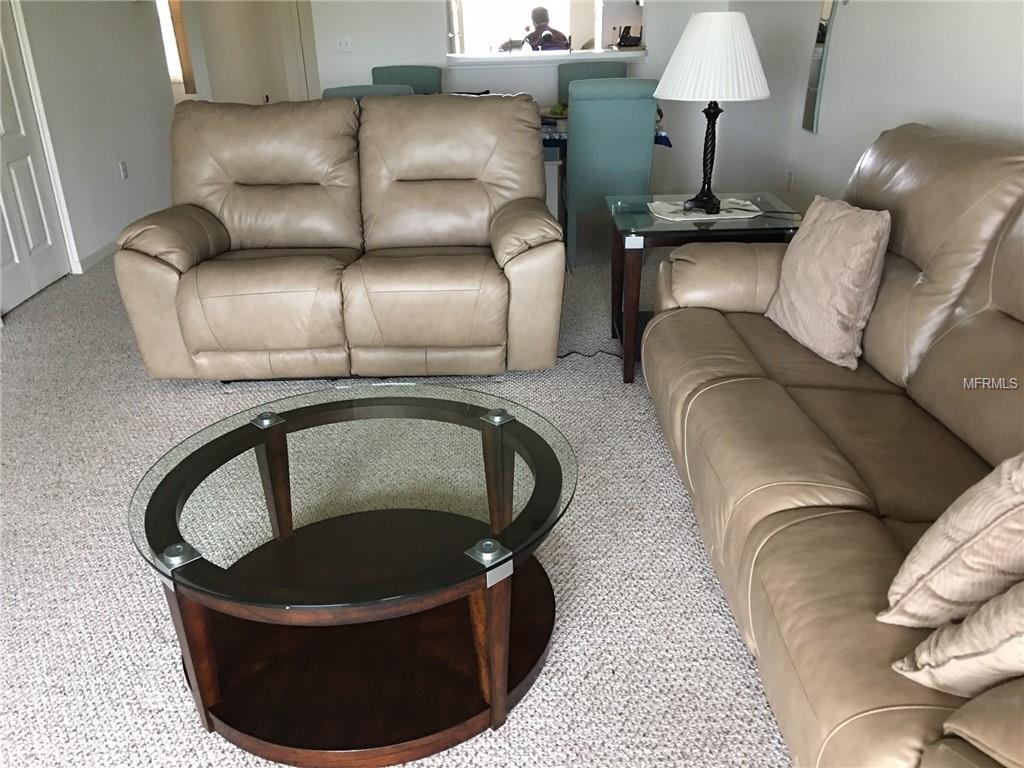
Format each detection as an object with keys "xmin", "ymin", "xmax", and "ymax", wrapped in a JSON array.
[{"xmin": 1, "ymin": 1, "xmax": 70, "ymax": 315}]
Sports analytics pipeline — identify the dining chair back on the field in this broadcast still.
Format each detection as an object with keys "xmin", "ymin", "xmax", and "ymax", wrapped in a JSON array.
[
  {"xmin": 557, "ymin": 61, "xmax": 628, "ymax": 105},
  {"xmin": 322, "ymin": 84, "xmax": 415, "ymax": 100},
  {"xmin": 371, "ymin": 65, "xmax": 443, "ymax": 95},
  {"xmin": 564, "ymin": 78, "xmax": 658, "ymax": 265}
]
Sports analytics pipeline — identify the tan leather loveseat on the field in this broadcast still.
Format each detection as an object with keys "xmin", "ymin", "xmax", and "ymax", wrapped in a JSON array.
[
  {"xmin": 642, "ymin": 125, "xmax": 1024, "ymax": 767},
  {"xmin": 115, "ymin": 96, "xmax": 564, "ymax": 379}
]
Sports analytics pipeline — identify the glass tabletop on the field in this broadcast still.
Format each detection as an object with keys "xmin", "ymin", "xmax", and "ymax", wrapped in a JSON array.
[
  {"xmin": 129, "ymin": 382, "xmax": 577, "ymax": 611},
  {"xmin": 605, "ymin": 192, "xmax": 800, "ymax": 236}
]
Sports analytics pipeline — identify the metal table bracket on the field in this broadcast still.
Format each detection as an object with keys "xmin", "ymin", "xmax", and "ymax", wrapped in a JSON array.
[
  {"xmin": 160, "ymin": 541, "xmax": 201, "ymax": 570},
  {"xmin": 465, "ymin": 538, "xmax": 514, "ymax": 587}
]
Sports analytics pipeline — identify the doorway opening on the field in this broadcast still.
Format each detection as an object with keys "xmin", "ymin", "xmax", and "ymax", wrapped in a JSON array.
[{"xmin": 155, "ymin": 0, "xmax": 196, "ymax": 102}]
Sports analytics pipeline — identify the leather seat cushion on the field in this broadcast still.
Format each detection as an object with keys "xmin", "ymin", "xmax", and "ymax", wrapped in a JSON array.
[
  {"xmin": 641, "ymin": 308, "xmax": 765, "ymax": 477},
  {"xmin": 734, "ymin": 509, "xmax": 928, "ymax": 651},
  {"xmin": 342, "ymin": 247, "xmax": 508, "ymax": 348},
  {"xmin": 191, "ymin": 347, "xmax": 351, "ymax": 380},
  {"xmin": 350, "ymin": 346, "xmax": 505, "ymax": 377},
  {"xmin": 215, "ymin": 248, "xmax": 361, "ymax": 264},
  {"xmin": 787, "ymin": 387, "xmax": 992, "ymax": 526},
  {"xmin": 749, "ymin": 510, "xmax": 964, "ymax": 767},
  {"xmin": 176, "ymin": 250, "xmax": 356, "ymax": 353},
  {"xmin": 726, "ymin": 312, "xmax": 901, "ymax": 393},
  {"xmin": 683, "ymin": 377, "xmax": 874, "ymax": 596}
]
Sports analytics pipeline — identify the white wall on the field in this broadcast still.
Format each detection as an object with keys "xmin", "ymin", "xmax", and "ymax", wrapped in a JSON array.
[
  {"xmin": 631, "ymin": 0, "xmax": 727, "ymax": 193},
  {"xmin": 636, "ymin": 0, "xmax": 1024, "ymax": 202},
  {"xmin": 21, "ymin": 0, "xmax": 174, "ymax": 266},
  {"xmin": 773, "ymin": 0, "xmax": 1024, "ymax": 208},
  {"xmin": 187, "ymin": 1, "xmax": 292, "ymax": 104},
  {"xmin": 310, "ymin": 0, "xmax": 645, "ymax": 103},
  {"xmin": 312, "ymin": 0, "xmax": 447, "ymax": 93},
  {"xmin": 181, "ymin": 1, "xmax": 315, "ymax": 104},
  {"xmin": 714, "ymin": 1, "xmax": 809, "ymax": 194},
  {"xmin": 448, "ymin": 64, "xmax": 560, "ymax": 101}
]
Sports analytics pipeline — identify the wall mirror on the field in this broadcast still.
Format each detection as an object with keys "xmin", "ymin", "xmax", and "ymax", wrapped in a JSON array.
[{"xmin": 802, "ymin": 0, "xmax": 838, "ymax": 132}]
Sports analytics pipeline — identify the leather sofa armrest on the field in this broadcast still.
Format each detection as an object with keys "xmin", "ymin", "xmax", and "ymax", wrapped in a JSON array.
[
  {"xmin": 656, "ymin": 241, "xmax": 787, "ymax": 314},
  {"xmin": 117, "ymin": 205, "xmax": 230, "ymax": 273},
  {"xmin": 489, "ymin": 198, "xmax": 563, "ymax": 268}
]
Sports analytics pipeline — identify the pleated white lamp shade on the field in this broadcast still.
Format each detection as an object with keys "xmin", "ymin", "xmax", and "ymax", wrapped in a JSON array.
[{"xmin": 654, "ymin": 12, "xmax": 770, "ymax": 102}]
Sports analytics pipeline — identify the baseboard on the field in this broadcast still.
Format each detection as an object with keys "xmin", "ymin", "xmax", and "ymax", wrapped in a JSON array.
[{"xmin": 74, "ymin": 240, "xmax": 118, "ymax": 274}]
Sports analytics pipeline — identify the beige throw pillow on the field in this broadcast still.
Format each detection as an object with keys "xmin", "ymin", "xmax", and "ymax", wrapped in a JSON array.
[
  {"xmin": 765, "ymin": 196, "xmax": 890, "ymax": 369},
  {"xmin": 893, "ymin": 580, "xmax": 1024, "ymax": 698},
  {"xmin": 879, "ymin": 453, "xmax": 1024, "ymax": 627}
]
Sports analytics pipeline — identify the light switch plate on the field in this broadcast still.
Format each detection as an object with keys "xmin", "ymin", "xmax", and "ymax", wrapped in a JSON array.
[{"xmin": 336, "ymin": 36, "xmax": 352, "ymax": 54}]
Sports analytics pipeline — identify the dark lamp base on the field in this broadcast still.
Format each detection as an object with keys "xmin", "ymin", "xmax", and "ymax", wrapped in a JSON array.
[
  {"xmin": 688, "ymin": 100, "xmax": 725, "ymax": 217},
  {"xmin": 683, "ymin": 190, "xmax": 721, "ymax": 215}
]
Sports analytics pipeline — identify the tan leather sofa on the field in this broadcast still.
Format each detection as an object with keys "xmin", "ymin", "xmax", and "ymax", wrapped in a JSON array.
[
  {"xmin": 642, "ymin": 124, "xmax": 1024, "ymax": 767},
  {"xmin": 115, "ymin": 96, "xmax": 564, "ymax": 379}
]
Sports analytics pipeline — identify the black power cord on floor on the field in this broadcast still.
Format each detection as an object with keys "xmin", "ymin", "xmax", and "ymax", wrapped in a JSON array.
[{"xmin": 557, "ymin": 349, "xmax": 624, "ymax": 360}]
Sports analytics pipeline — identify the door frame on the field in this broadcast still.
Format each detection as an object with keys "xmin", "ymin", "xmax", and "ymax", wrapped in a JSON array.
[
  {"xmin": 8, "ymin": 0, "xmax": 80, "ymax": 273},
  {"xmin": 295, "ymin": 0, "xmax": 320, "ymax": 99}
]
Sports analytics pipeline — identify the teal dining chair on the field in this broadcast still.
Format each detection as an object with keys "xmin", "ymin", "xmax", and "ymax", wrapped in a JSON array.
[
  {"xmin": 564, "ymin": 78, "xmax": 658, "ymax": 266},
  {"xmin": 371, "ymin": 65, "xmax": 443, "ymax": 95},
  {"xmin": 322, "ymin": 84, "xmax": 414, "ymax": 100},
  {"xmin": 556, "ymin": 61, "xmax": 628, "ymax": 106}
]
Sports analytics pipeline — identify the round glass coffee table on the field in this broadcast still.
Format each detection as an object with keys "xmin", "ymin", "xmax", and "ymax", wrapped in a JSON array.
[{"xmin": 129, "ymin": 383, "xmax": 576, "ymax": 767}]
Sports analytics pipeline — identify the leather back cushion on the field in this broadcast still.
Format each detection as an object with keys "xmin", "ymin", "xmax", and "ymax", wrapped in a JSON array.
[
  {"xmin": 847, "ymin": 124, "xmax": 1024, "ymax": 386},
  {"xmin": 171, "ymin": 100, "xmax": 362, "ymax": 250},
  {"xmin": 358, "ymin": 94, "xmax": 545, "ymax": 250},
  {"xmin": 908, "ymin": 212, "xmax": 1024, "ymax": 465}
]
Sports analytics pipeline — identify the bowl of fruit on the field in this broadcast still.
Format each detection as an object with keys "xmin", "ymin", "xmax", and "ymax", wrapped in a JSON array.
[{"xmin": 540, "ymin": 103, "xmax": 568, "ymax": 120}]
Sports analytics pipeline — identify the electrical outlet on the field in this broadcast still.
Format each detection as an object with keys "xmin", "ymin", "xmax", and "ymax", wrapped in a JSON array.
[
  {"xmin": 119, "ymin": 160, "xmax": 128, "ymax": 181},
  {"xmin": 335, "ymin": 36, "xmax": 352, "ymax": 54}
]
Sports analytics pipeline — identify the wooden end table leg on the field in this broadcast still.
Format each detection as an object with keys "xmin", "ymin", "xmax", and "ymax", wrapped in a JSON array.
[
  {"xmin": 164, "ymin": 585, "xmax": 220, "ymax": 731},
  {"xmin": 611, "ymin": 231, "xmax": 624, "ymax": 338},
  {"xmin": 622, "ymin": 247, "xmax": 643, "ymax": 383}
]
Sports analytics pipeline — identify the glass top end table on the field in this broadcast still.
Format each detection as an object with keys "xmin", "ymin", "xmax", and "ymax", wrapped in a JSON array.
[
  {"xmin": 607, "ymin": 192, "xmax": 798, "ymax": 237},
  {"xmin": 129, "ymin": 382, "xmax": 577, "ymax": 767},
  {"xmin": 604, "ymin": 192, "xmax": 800, "ymax": 382}
]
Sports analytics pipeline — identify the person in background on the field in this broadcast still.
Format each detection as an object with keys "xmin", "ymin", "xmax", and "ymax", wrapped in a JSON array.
[{"xmin": 525, "ymin": 7, "xmax": 569, "ymax": 51}]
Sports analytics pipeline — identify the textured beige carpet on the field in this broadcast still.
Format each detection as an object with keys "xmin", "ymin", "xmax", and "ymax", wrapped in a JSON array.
[{"xmin": 0, "ymin": 222, "xmax": 790, "ymax": 767}]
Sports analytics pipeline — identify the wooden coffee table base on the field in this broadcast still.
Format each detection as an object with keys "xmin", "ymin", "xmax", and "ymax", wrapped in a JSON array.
[{"xmin": 170, "ymin": 555, "xmax": 555, "ymax": 768}]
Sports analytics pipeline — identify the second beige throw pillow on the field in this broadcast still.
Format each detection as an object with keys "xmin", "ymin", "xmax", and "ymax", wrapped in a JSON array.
[
  {"xmin": 893, "ymin": 580, "xmax": 1024, "ymax": 698},
  {"xmin": 879, "ymin": 452, "xmax": 1024, "ymax": 628}
]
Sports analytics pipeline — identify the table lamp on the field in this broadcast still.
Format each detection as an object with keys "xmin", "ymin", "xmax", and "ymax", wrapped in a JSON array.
[{"xmin": 654, "ymin": 12, "xmax": 770, "ymax": 214}]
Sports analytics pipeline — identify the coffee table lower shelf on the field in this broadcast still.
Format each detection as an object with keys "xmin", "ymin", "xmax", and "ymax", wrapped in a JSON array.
[{"xmin": 176, "ymin": 555, "xmax": 555, "ymax": 768}]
